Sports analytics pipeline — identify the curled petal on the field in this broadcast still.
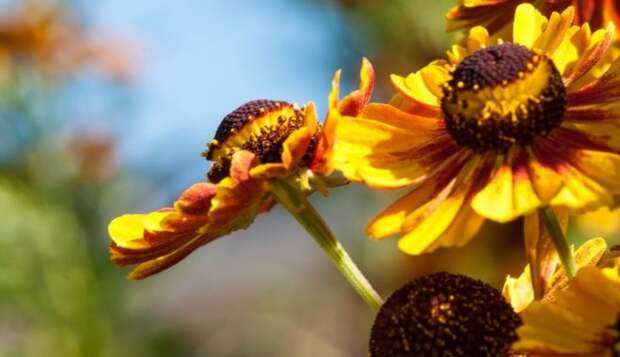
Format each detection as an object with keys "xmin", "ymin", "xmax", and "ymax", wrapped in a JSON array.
[
  {"xmin": 175, "ymin": 182, "xmax": 217, "ymax": 214},
  {"xmin": 281, "ymin": 103, "xmax": 317, "ymax": 170},
  {"xmin": 503, "ymin": 237, "xmax": 608, "ymax": 313},
  {"xmin": 108, "ymin": 173, "xmax": 270, "ymax": 279},
  {"xmin": 523, "ymin": 209, "xmax": 565, "ymax": 300},
  {"xmin": 337, "ymin": 57, "xmax": 374, "ymax": 116},
  {"xmin": 312, "ymin": 59, "xmax": 374, "ymax": 174}
]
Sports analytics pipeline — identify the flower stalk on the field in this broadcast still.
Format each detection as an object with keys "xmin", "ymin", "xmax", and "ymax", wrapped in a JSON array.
[
  {"xmin": 270, "ymin": 178, "xmax": 384, "ymax": 311},
  {"xmin": 538, "ymin": 207, "xmax": 576, "ymax": 279}
]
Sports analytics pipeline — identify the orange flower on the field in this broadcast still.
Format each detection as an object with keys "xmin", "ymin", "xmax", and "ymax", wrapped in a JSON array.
[
  {"xmin": 331, "ymin": 5, "xmax": 620, "ymax": 255},
  {"xmin": 447, "ymin": 0, "xmax": 620, "ymax": 39},
  {"xmin": 109, "ymin": 100, "xmax": 336, "ymax": 279}
]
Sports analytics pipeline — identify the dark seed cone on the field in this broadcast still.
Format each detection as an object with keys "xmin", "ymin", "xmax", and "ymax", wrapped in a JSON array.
[
  {"xmin": 369, "ymin": 272, "xmax": 521, "ymax": 357},
  {"xmin": 204, "ymin": 99, "xmax": 316, "ymax": 183},
  {"xmin": 441, "ymin": 43, "xmax": 566, "ymax": 153}
]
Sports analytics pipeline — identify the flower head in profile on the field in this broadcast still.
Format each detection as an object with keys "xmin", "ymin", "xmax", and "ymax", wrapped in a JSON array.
[
  {"xmin": 108, "ymin": 99, "xmax": 338, "ymax": 279},
  {"xmin": 370, "ymin": 272, "xmax": 521, "ymax": 356},
  {"xmin": 332, "ymin": 4, "xmax": 620, "ymax": 254},
  {"xmin": 447, "ymin": 0, "xmax": 620, "ymax": 40},
  {"xmin": 513, "ymin": 261, "xmax": 620, "ymax": 355}
]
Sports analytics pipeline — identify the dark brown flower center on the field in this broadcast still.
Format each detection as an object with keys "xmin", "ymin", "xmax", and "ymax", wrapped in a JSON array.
[
  {"xmin": 369, "ymin": 272, "xmax": 521, "ymax": 357},
  {"xmin": 204, "ymin": 99, "xmax": 313, "ymax": 183},
  {"xmin": 609, "ymin": 315, "xmax": 620, "ymax": 355},
  {"xmin": 441, "ymin": 43, "xmax": 566, "ymax": 153}
]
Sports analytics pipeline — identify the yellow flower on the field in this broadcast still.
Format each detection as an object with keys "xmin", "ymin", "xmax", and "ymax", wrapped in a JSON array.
[
  {"xmin": 447, "ymin": 0, "xmax": 620, "ymax": 40},
  {"xmin": 331, "ymin": 4, "xmax": 620, "ymax": 254},
  {"xmin": 109, "ymin": 100, "xmax": 332, "ymax": 279},
  {"xmin": 513, "ymin": 262, "xmax": 620, "ymax": 355},
  {"xmin": 503, "ymin": 237, "xmax": 608, "ymax": 313}
]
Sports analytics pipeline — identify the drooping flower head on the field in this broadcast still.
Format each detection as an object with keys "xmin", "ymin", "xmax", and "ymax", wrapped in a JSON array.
[
  {"xmin": 513, "ymin": 261, "xmax": 620, "ymax": 355},
  {"xmin": 447, "ymin": 0, "xmax": 620, "ymax": 40},
  {"xmin": 108, "ymin": 97, "xmax": 337, "ymax": 279},
  {"xmin": 369, "ymin": 272, "xmax": 521, "ymax": 356},
  {"xmin": 331, "ymin": 4, "xmax": 620, "ymax": 254}
]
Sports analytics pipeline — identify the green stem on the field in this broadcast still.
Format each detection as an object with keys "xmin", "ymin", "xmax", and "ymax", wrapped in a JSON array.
[
  {"xmin": 538, "ymin": 207, "xmax": 576, "ymax": 279},
  {"xmin": 270, "ymin": 179, "xmax": 384, "ymax": 311}
]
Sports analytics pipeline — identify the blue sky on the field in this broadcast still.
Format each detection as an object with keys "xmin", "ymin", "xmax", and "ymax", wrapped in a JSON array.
[{"xmin": 88, "ymin": 0, "xmax": 359, "ymax": 191}]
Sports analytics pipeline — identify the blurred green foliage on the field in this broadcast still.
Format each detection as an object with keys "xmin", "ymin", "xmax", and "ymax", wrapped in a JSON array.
[{"xmin": 0, "ymin": 2, "xmax": 193, "ymax": 356}]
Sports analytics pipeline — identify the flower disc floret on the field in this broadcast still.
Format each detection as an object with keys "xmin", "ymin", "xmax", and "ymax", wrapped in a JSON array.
[
  {"xmin": 205, "ymin": 99, "xmax": 315, "ymax": 183},
  {"xmin": 369, "ymin": 272, "xmax": 521, "ymax": 356},
  {"xmin": 441, "ymin": 43, "xmax": 567, "ymax": 153}
]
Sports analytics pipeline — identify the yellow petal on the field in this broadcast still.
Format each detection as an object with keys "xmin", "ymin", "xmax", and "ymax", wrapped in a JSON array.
[
  {"xmin": 396, "ymin": 157, "xmax": 484, "ymax": 254},
  {"xmin": 390, "ymin": 61, "xmax": 449, "ymax": 107},
  {"xmin": 502, "ymin": 266, "xmax": 535, "ymax": 313},
  {"xmin": 550, "ymin": 164, "xmax": 613, "ymax": 211},
  {"xmin": 527, "ymin": 150, "xmax": 564, "ymax": 202},
  {"xmin": 108, "ymin": 214, "xmax": 149, "ymax": 249},
  {"xmin": 333, "ymin": 103, "xmax": 447, "ymax": 188},
  {"xmin": 513, "ymin": 3, "xmax": 547, "ymax": 49},
  {"xmin": 281, "ymin": 126, "xmax": 312, "ymax": 170},
  {"xmin": 143, "ymin": 211, "xmax": 177, "ymax": 233},
  {"xmin": 249, "ymin": 163, "xmax": 287, "ymax": 179},
  {"xmin": 564, "ymin": 24, "xmax": 614, "ymax": 88},
  {"xmin": 571, "ymin": 149, "xmax": 620, "ymax": 192},
  {"xmin": 367, "ymin": 178, "xmax": 438, "ymax": 239},
  {"xmin": 447, "ymin": 44, "xmax": 468, "ymax": 65},
  {"xmin": 533, "ymin": 6, "xmax": 575, "ymax": 56},
  {"xmin": 467, "ymin": 26, "xmax": 490, "ymax": 52},
  {"xmin": 472, "ymin": 151, "xmax": 542, "ymax": 223}
]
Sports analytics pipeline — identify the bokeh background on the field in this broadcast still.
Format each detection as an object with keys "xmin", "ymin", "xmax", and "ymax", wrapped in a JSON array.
[{"xmin": 2, "ymin": 0, "xmax": 618, "ymax": 356}]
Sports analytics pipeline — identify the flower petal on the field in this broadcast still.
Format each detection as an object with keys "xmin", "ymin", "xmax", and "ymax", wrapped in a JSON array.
[
  {"xmin": 108, "ymin": 214, "xmax": 149, "ymax": 249},
  {"xmin": 390, "ymin": 61, "xmax": 450, "ymax": 107},
  {"xmin": 314, "ymin": 59, "xmax": 374, "ymax": 175},
  {"xmin": 527, "ymin": 148, "xmax": 565, "ymax": 202},
  {"xmin": 563, "ymin": 23, "xmax": 614, "ymax": 87},
  {"xmin": 523, "ymin": 210, "xmax": 564, "ymax": 300},
  {"xmin": 127, "ymin": 233, "xmax": 207, "ymax": 280},
  {"xmin": 367, "ymin": 178, "xmax": 441, "ymax": 239},
  {"xmin": 174, "ymin": 182, "xmax": 218, "ymax": 214},
  {"xmin": 337, "ymin": 57, "xmax": 374, "ymax": 116},
  {"xmin": 533, "ymin": 6, "xmax": 575, "ymax": 56},
  {"xmin": 466, "ymin": 26, "xmax": 490, "ymax": 52},
  {"xmin": 333, "ymin": 103, "xmax": 451, "ymax": 188},
  {"xmin": 395, "ymin": 155, "xmax": 491, "ymax": 254},
  {"xmin": 472, "ymin": 149, "xmax": 542, "ymax": 223},
  {"xmin": 513, "ymin": 3, "xmax": 548, "ymax": 49}
]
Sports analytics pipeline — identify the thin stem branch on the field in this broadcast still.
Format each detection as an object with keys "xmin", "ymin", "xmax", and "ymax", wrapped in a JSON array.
[
  {"xmin": 538, "ymin": 207, "xmax": 576, "ymax": 279},
  {"xmin": 270, "ymin": 179, "xmax": 384, "ymax": 311}
]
